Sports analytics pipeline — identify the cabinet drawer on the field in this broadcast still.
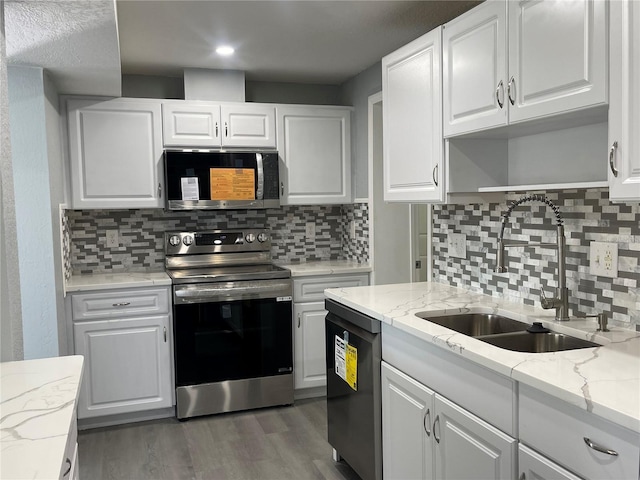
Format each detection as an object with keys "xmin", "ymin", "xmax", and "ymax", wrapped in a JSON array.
[
  {"xmin": 293, "ymin": 274, "xmax": 369, "ymax": 302},
  {"xmin": 520, "ymin": 384, "xmax": 640, "ymax": 480},
  {"xmin": 71, "ymin": 288, "xmax": 170, "ymax": 320}
]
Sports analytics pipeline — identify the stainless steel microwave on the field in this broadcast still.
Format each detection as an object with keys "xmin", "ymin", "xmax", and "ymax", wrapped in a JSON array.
[{"xmin": 164, "ymin": 150, "xmax": 280, "ymax": 210}]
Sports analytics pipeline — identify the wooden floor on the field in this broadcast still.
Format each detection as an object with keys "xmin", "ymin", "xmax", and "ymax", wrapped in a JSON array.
[{"xmin": 78, "ymin": 398, "xmax": 361, "ymax": 480}]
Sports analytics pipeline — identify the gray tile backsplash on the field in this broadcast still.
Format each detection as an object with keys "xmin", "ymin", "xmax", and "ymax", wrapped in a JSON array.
[
  {"xmin": 433, "ymin": 188, "xmax": 639, "ymax": 329},
  {"xmin": 66, "ymin": 204, "xmax": 369, "ymax": 275}
]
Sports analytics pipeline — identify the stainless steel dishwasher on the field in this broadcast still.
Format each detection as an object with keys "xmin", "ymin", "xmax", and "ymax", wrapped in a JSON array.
[{"xmin": 325, "ymin": 299, "xmax": 382, "ymax": 480}]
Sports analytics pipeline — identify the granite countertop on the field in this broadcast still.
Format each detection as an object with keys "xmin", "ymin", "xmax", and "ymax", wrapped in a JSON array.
[
  {"xmin": 324, "ymin": 281, "xmax": 640, "ymax": 433},
  {"xmin": 278, "ymin": 260, "xmax": 372, "ymax": 277},
  {"xmin": 66, "ymin": 271, "xmax": 172, "ymax": 293},
  {"xmin": 1, "ymin": 355, "xmax": 84, "ymax": 479}
]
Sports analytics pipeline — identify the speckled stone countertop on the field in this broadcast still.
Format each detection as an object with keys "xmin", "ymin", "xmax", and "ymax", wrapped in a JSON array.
[
  {"xmin": 278, "ymin": 260, "xmax": 372, "ymax": 277},
  {"xmin": 66, "ymin": 271, "xmax": 171, "ymax": 293},
  {"xmin": 325, "ymin": 281, "xmax": 640, "ymax": 433},
  {"xmin": 1, "ymin": 355, "xmax": 84, "ymax": 479}
]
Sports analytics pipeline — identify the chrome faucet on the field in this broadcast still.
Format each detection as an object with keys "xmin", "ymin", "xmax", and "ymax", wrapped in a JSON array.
[{"xmin": 496, "ymin": 194, "xmax": 570, "ymax": 321}]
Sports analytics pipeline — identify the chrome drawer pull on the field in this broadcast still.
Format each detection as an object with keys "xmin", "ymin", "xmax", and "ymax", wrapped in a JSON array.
[
  {"xmin": 112, "ymin": 302, "xmax": 131, "ymax": 307},
  {"xmin": 584, "ymin": 437, "xmax": 618, "ymax": 456},
  {"xmin": 63, "ymin": 458, "xmax": 72, "ymax": 477}
]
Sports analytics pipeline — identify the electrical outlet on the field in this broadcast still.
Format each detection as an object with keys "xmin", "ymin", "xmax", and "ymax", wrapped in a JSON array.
[
  {"xmin": 350, "ymin": 220, "xmax": 356, "ymax": 239},
  {"xmin": 105, "ymin": 229, "xmax": 119, "ymax": 248},
  {"xmin": 447, "ymin": 233, "xmax": 467, "ymax": 259},
  {"xmin": 589, "ymin": 241, "xmax": 618, "ymax": 277},
  {"xmin": 305, "ymin": 222, "xmax": 315, "ymax": 239}
]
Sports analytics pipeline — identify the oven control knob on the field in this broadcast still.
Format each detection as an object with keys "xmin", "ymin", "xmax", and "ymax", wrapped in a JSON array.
[
  {"xmin": 169, "ymin": 235, "xmax": 181, "ymax": 246},
  {"xmin": 182, "ymin": 235, "xmax": 194, "ymax": 246},
  {"xmin": 257, "ymin": 233, "xmax": 269, "ymax": 243},
  {"xmin": 245, "ymin": 233, "xmax": 256, "ymax": 243}
]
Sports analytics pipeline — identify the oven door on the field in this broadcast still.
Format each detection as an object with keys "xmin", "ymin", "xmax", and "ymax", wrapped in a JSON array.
[{"xmin": 173, "ymin": 279, "xmax": 293, "ymax": 387}]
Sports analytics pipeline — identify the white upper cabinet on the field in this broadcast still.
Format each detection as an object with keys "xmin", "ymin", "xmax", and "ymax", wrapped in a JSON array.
[
  {"xmin": 443, "ymin": 2, "xmax": 507, "ymax": 136},
  {"xmin": 162, "ymin": 102, "xmax": 276, "ymax": 148},
  {"xmin": 508, "ymin": 0, "xmax": 607, "ymax": 123},
  {"xmin": 444, "ymin": 0, "xmax": 607, "ymax": 137},
  {"xmin": 609, "ymin": 0, "xmax": 640, "ymax": 202},
  {"xmin": 277, "ymin": 105, "xmax": 351, "ymax": 205},
  {"xmin": 220, "ymin": 104, "xmax": 276, "ymax": 148},
  {"xmin": 382, "ymin": 27, "xmax": 445, "ymax": 203},
  {"xmin": 67, "ymin": 97, "xmax": 164, "ymax": 209}
]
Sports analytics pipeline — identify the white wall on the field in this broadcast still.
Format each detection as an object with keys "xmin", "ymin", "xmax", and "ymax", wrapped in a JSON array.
[
  {"xmin": 339, "ymin": 62, "xmax": 382, "ymax": 199},
  {"xmin": 8, "ymin": 66, "xmax": 59, "ymax": 359},
  {"xmin": 0, "ymin": 5, "xmax": 24, "ymax": 362}
]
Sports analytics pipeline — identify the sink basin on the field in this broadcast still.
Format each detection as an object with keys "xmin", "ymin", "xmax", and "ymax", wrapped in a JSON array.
[
  {"xmin": 416, "ymin": 312, "xmax": 600, "ymax": 353},
  {"xmin": 477, "ymin": 331, "xmax": 599, "ymax": 353},
  {"xmin": 415, "ymin": 313, "xmax": 530, "ymax": 336}
]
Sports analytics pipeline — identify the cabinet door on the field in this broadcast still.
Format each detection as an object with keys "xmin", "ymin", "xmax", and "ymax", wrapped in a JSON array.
[
  {"xmin": 382, "ymin": 27, "xmax": 444, "ymax": 203},
  {"xmin": 221, "ymin": 104, "xmax": 276, "ymax": 148},
  {"xmin": 609, "ymin": 0, "xmax": 640, "ymax": 201},
  {"xmin": 508, "ymin": 0, "xmax": 607, "ymax": 123},
  {"xmin": 443, "ymin": 0, "xmax": 507, "ymax": 137},
  {"xmin": 434, "ymin": 394, "xmax": 516, "ymax": 480},
  {"xmin": 293, "ymin": 302, "xmax": 327, "ymax": 390},
  {"xmin": 519, "ymin": 444, "xmax": 582, "ymax": 480},
  {"xmin": 67, "ymin": 98, "xmax": 164, "ymax": 209},
  {"xmin": 277, "ymin": 106, "xmax": 351, "ymax": 205},
  {"xmin": 162, "ymin": 102, "xmax": 221, "ymax": 147},
  {"xmin": 73, "ymin": 315, "xmax": 172, "ymax": 419},
  {"xmin": 382, "ymin": 362, "xmax": 435, "ymax": 480}
]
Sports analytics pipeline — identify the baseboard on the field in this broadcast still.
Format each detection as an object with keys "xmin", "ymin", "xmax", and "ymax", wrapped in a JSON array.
[
  {"xmin": 294, "ymin": 386, "xmax": 326, "ymax": 400},
  {"xmin": 78, "ymin": 407, "xmax": 175, "ymax": 430}
]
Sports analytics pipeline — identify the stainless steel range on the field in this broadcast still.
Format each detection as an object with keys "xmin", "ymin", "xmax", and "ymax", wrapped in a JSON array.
[{"xmin": 165, "ymin": 229, "xmax": 293, "ymax": 420}]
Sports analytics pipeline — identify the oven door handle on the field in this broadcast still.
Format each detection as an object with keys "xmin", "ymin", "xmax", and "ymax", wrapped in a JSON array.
[{"xmin": 174, "ymin": 280, "xmax": 292, "ymax": 304}]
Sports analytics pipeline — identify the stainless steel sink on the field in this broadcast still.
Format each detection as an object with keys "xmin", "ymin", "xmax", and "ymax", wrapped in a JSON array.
[
  {"xmin": 415, "ymin": 313, "xmax": 530, "ymax": 336},
  {"xmin": 477, "ymin": 331, "xmax": 599, "ymax": 353},
  {"xmin": 416, "ymin": 312, "xmax": 600, "ymax": 353}
]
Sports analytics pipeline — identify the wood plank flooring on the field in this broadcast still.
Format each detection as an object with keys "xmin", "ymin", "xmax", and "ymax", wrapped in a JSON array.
[{"xmin": 78, "ymin": 398, "xmax": 361, "ymax": 480}]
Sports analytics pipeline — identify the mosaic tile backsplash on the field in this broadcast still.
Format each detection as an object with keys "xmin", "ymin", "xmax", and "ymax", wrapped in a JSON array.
[
  {"xmin": 433, "ymin": 188, "xmax": 639, "ymax": 329},
  {"xmin": 67, "ymin": 204, "xmax": 369, "ymax": 275}
]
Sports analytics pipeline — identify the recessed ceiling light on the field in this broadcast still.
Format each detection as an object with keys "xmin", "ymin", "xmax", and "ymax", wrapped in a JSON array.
[{"xmin": 216, "ymin": 46, "xmax": 235, "ymax": 56}]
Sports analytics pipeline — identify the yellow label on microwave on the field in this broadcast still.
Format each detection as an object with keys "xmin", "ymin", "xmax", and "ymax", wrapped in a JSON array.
[{"xmin": 210, "ymin": 168, "xmax": 255, "ymax": 200}]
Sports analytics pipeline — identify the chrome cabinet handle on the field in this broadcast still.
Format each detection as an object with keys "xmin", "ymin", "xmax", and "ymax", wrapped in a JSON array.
[
  {"xmin": 281, "ymin": 181, "xmax": 284, "ymax": 196},
  {"xmin": 584, "ymin": 437, "xmax": 618, "ymax": 456},
  {"xmin": 609, "ymin": 141, "xmax": 619, "ymax": 177},
  {"xmin": 158, "ymin": 182, "xmax": 162, "ymax": 198},
  {"xmin": 423, "ymin": 408, "xmax": 431, "ymax": 437},
  {"xmin": 163, "ymin": 326, "xmax": 167, "ymax": 342},
  {"xmin": 297, "ymin": 313, "xmax": 301, "ymax": 328},
  {"xmin": 433, "ymin": 415, "xmax": 441, "ymax": 444},
  {"xmin": 496, "ymin": 80, "xmax": 504, "ymax": 109},
  {"xmin": 432, "ymin": 164, "xmax": 439, "ymax": 187},
  {"xmin": 112, "ymin": 302, "xmax": 130, "ymax": 307},
  {"xmin": 508, "ymin": 76, "xmax": 516, "ymax": 105},
  {"xmin": 225, "ymin": 122, "xmax": 228, "ymax": 137},
  {"xmin": 215, "ymin": 122, "xmax": 219, "ymax": 137},
  {"xmin": 63, "ymin": 458, "xmax": 72, "ymax": 477}
]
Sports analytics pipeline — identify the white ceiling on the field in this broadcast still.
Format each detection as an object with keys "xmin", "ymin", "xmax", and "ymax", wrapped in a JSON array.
[
  {"xmin": 4, "ymin": 0, "xmax": 121, "ymax": 96},
  {"xmin": 117, "ymin": 0, "xmax": 481, "ymax": 85},
  {"xmin": 4, "ymin": 0, "xmax": 480, "ymax": 95}
]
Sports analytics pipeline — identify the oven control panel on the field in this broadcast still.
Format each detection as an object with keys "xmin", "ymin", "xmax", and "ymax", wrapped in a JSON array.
[{"xmin": 165, "ymin": 229, "xmax": 271, "ymax": 255}]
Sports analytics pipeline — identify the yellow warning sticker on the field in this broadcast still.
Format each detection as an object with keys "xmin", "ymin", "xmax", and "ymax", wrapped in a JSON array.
[
  {"xmin": 345, "ymin": 344, "xmax": 358, "ymax": 391},
  {"xmin": 210, "ymin": 168, "xmax": 255, "ymax": 200}
]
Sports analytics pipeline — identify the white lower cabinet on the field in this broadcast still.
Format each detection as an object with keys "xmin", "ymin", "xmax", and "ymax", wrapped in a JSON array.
[
  {"xmin": 381, "ymin": 361, "xmax": 516, "ymax": 480},
  {"xmin": 71, "ymin": 287, "xmax": 173, "ymax": 419},
  {"xmin": 292, "ymin": 273, "xmax": 369, "ymax": 392},
  {"xmin": 519, "ymin": 443, "xmax": 582, "ymax": 480}
]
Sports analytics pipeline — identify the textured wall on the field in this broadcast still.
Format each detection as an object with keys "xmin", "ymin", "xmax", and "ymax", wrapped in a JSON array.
[
  {"xmin": 8, "ymin": 66, "xmax": 59, "ymax": 359},
  {"xmin": 0, "ymin": 7, "xmax": 24, "ymax": 361},
  {"xmin": 433, "ymin": 189, "xmax": 639, "ymax": 329},
  {"xmin": 65, "ymin": 203, "xmax": 369, "ymax": 275}
]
